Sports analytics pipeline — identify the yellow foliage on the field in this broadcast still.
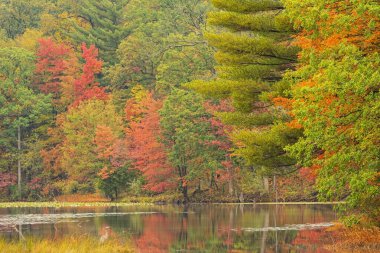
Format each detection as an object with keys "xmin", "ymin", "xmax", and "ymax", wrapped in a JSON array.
[{"xmin": 15, "ymin": 29, "xmax": 44, "ymax": 51}]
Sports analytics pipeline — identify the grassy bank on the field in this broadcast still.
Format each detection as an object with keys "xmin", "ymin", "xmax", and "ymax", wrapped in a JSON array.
[
  {"xmin": 0, "ymin": 237, "xmax": 135, "ymax": 253},
  {"xmin": 0, "ymin": 202, "xmax": 153, "ymax": 208},
  {"xmin": 0, "ymin": 200, "xmax": 344, "ymax": 208}
]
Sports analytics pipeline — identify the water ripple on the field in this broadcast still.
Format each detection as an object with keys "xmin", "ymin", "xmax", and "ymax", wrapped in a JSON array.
[
  {"xmin": 232, "ymin": 222, "xmax": 334, "ymax": 232},
  {"xmin": 0, "ymin": 212, "xmax": 159, "ymax": 226}
]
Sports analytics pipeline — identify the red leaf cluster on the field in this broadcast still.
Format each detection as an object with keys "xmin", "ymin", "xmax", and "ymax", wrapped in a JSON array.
[
  {"xmin": 35, "ymin": 38, "xmax": 70, "ymax": 95},
  {"xmin": 72, "ymin": 43, "xmax": 108, "ymax": 106},
  {"xmin": 0, "ymin": 172, "xmax": 17, "ymax": 188},
  {"xmin": 125, "ymin": 93, "xmax": 176, "ymax": 193}
]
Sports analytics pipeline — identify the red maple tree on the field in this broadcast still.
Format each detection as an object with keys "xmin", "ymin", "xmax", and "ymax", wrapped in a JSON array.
[
  {"xmin": 35, "ymin": 38, "xmax": 79, "ymax": 107},
  {"xmin": 72, "ymin": 43, "xmax": 108, "ymax": 106},
  {"xmin": 125, "ymin": 93, "xmax": 176, "ymax": 193}
]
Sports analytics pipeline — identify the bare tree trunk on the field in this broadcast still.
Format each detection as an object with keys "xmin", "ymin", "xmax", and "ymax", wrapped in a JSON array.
[
  {"xmin": 228, "ymin": 178, "xmax": 233, "ymax": 196},
  {"xmin": 239, "ymin": 192, "xmax": 244, "ymax": 203},
  {"xmin": 273, "ymin": 175, "xmax": 278, "ymax": 203},
  {"xmin": 17, "ymin": 125, "xmax": 21, "ymax": 199},
  {"xmin": 263, "ymin": 177, "xmax": 269, "ymax": 192}
]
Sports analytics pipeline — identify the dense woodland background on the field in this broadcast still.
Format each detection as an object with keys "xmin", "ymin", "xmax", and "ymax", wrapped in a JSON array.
[{"xmin": 0, "ymin": 0, "xmax": 378, "ymax": 226}]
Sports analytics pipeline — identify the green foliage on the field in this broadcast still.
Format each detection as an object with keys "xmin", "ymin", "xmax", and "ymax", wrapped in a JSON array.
[
  {"xmin": 0, "ymin": 47, "xmax": 52, "ymax": 198},
  {"xmin": 70, "ymin": 0, "xmax": 130, "ymax": 65},
  {"xmin": 159, "ymin": 89, "xmax": 224, "ymax": 201},
  {"xmin": 0, "ymin": 0, "xmax": 47, "ymax": 39},
  {"xmin": 233, "ymin": 123, "xmax": 302, "ymax": 170},
  {"xmin": 97, "ymin": 166, "xmax": 136, "ymax": 201},
  {"xmin": 129, "ymin": 177, "xmax": 145, "ymax": 196},
  {"xmin": 238, "ymin": 169, "xmax": 265, "ymax": 195},
  {"xmin": 283, "ymin": 0, "xmax": 380, "ymax": 224},
  {"xmin": 0, "ymin": 0, "xmax": 377, "ymax": 225},
  {"xmin": 106, "ymin": 0, "xmax": 214, "ymax": 94},
  {"xmin": 60, "ymin": 99, "xmax": 123, "ymax": 187},
  {"xmin": 210, "ymin": 0, "xmax": 283, "ymax": 13}
]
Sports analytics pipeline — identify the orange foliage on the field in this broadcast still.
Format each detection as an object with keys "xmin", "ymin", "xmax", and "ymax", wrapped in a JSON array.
[
  {"xmin": 97, "ymin": 167, "xmax": 115, "ymax": 180},
  {"xmin": 125, "ymin": 93, "xmax": 176, "ymax": 192},
  {"xmin": 295, "ymin": 2, "xmax": 380, "ymax": 53},
  {"xmin": 323, "ymin": 225, "xmax": 380, "ymax": 252},
  {"xmin": 41, "ymin": 114, "xmax": 66, "ymax": 172},
  {"xmin": 272, "ymin": 97, "xmax": 294, "ymax": 111},
  {"xmin": 35, "ymin": 38, "xmax": 79, "ymax": 107},
  {"xmin": 94, "ymin": 125, "xmax": 126, "ymax": 181},
  {"xmin": 299, "ymin": 164, "xmax": 321, "ymax": 183},
  {"xmin": 286, "ymin": 119, "xmax": 303, "ymax": 129},
  {"xmin": 94, "ymin": 125, "xmax": 118, "ymax": 160}
]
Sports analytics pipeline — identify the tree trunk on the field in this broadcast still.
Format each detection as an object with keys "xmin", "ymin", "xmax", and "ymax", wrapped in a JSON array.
[
  {"xmin": 273, "ymin": 175, "xmax": 278, "ymax": 203},
  {"xmin": 17, "ymin": 125, "xmax": 21, "ymax": 199},
  {"xmin": 239, "ymin": 192, "xmax": 244, "ymax": 203},
  {"xmin": 263, "ymin": 177, "xmax": 269, "ymax": 193},
  {"xmin": 227, "ymin": 167, "xmax": 233, "ymax": 196},
  {"xmin": 182, "ymin": 185, "xmax": 189, "ymax": 203}
]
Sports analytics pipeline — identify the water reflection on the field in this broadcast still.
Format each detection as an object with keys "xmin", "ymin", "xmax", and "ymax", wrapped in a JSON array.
[{"xmin": 0, "ymin": 204, "xmax": 337, "ymax": 252}]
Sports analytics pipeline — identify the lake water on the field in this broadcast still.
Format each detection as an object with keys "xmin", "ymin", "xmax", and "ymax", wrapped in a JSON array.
[{"xmin": 0, "ymin": 204, "xmax": 337, "ymax": 252}]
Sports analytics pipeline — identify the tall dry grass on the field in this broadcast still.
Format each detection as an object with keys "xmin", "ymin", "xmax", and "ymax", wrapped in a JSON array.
[
  {"xmin": 0, "ymin": 236, "xmax": 135, "ymax": 253},
  {"xmin": 324, "ymin": 224, "xmax": 380, "ymax": 253}
]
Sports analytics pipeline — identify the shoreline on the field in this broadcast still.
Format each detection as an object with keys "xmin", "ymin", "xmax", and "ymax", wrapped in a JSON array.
[{"xmin": 0, "ymin": 201, "xmax": 343, "ymax": 208}]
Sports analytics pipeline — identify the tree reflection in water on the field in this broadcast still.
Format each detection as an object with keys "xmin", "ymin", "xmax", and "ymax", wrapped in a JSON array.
[{"xmin": 0, "ymin": 204, "xmax": 336, "ymax": 253}]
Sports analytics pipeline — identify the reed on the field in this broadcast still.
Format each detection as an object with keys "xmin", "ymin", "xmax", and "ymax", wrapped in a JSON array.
[
  {"xmin": 324, "ymin": 224, "xmax": 380, "ymax": 253},
  {"xmin": 0, "ymin": 236, "xmax": 135, "ymax": 253},
  {"xmin": 0, "ymin": 202, "xmax": 152, "ymax": 208}
]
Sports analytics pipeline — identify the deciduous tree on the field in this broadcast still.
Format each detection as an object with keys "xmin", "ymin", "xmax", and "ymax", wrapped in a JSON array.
[
  {"xmin": 0, "ymin": 47, "xmax": 51, "ymax": 197},
  {"xmin": 160, "ymin": 89, "xmax": 224, "ymax": 202},
  {"xmin": 60, "ymin": 99, "xmax": 123, "ymax": 191},
  {"xmin": 125, "ymin": 89, "xmax": 176, "ymax": 193},
  {"xmin": 72, "ymin": 43, "xmax": 108, "ymax": 106},
  {"xmin": 283, "ymin": 0, "xmax": 380, "ymax": 224}
]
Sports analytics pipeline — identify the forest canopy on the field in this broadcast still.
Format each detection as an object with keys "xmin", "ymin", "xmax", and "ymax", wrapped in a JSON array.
[{"xmin": 0, "ymin": 0, "xmax": 378, "ymax": 226}]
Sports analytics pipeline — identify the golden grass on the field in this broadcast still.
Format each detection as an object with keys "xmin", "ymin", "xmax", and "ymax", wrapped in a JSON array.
[
  {"xmin": 0, "ymin": 236, "xmax": 135, "ymax": 253},
  {"xmin": 324, "ymin": 223, "xmax": 380, "ymax": 253},
  {"xmin": 0, "ymin": 202, "xmax": 152, "ymax": 208},
  {"xmin": 55, "ymin": 194, "xmax": 109, "ymax": 202}
]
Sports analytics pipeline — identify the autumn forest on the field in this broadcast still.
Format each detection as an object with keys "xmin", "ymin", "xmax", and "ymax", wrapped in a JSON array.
[{"xmin": 0, "ymin": 0, "xmax": 379, "ymax": 246}]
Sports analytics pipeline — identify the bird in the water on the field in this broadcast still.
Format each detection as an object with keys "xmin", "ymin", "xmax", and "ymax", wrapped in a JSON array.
[{"xmin": 99, "ymin": 226, "xmax": 111, "ymax": 243}]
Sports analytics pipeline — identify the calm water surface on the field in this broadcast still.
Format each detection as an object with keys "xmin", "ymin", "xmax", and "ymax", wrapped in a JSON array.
[{"xmin": 0, "ymin": 204, "xmax": 337, "ymax": 252}]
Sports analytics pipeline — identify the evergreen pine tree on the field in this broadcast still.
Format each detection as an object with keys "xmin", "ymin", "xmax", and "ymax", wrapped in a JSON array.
[
  {"xmin": 186, "ymin": 0, "xmax": 301, "ymax": 174},
  {"xmin": 70, "ymin": 0, "xmax": 130, "ymax": 66}
]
